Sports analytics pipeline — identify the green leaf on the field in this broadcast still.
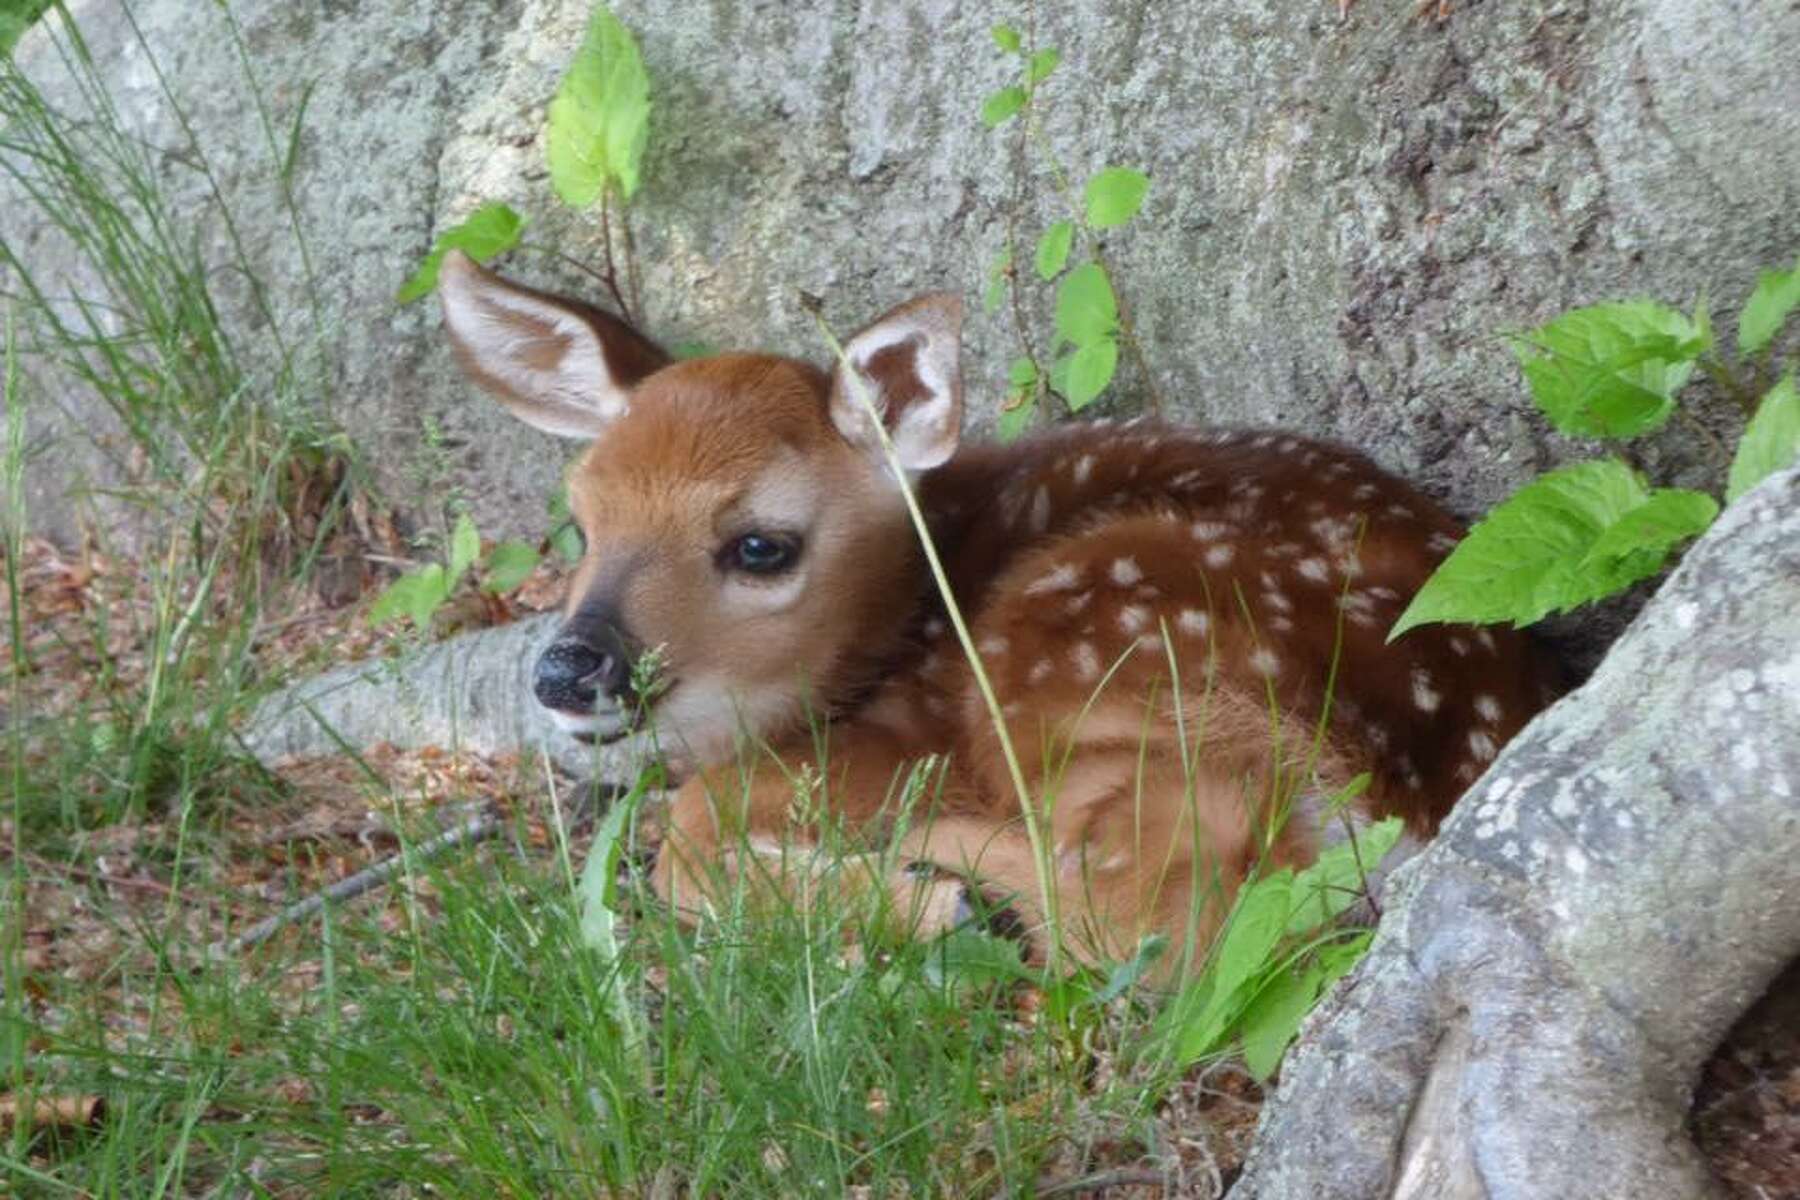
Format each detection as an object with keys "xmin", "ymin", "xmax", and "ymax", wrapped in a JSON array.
[
  {"xmin": 1064, "ymin": 338, "xmax": 1118, "ymax": 410},
  {"xmin": 1737, "ymin": 256, "xmax": 1800, "ymax": 356},
  {"xmin": 1512, "ymin": 301, "xmax": 1710, "ymax": 439},
  {"xmin": 395, "ymin": 202, "xmax": 527, "ymax": 304},
  {"xmin": 1389, "ymin": 459, "xmax": 1704, "ymax": 638},
  {"xmin": 990, "ymin": 23, "xmax": 1021, "ymax": 53},
  {"xmin": 1237, "ymin": 964, "xmax": 1322, "ymax": 1081},
  {"xmin": 1025, "ymin": 48, "xmax": 1060, "ymax": 85},
  {"xmin": 980, "ymin": 85, "xmax": 1026, "ymax": 127},
  {"xmin": 447, "ymin": 513, "xmax": 481, "ymax": 584},
  {"xmin": 998, "ymin": 395, "xmax": 1036, "ymax": 443},
  {"xmin": 925, "ymin": 929, "xmax": 1032, "ymax": 990},
  {"xmin": 368, "ymin": 574, "xmax": 422, "ymax": 626},
  {"xmin": 1165, "ymin": 872, "xmax": 1294, "ymax": 1063},
  {"xmin": 1084, "ymin": 167, "xmax": 1149, "ymax": 230},
  {"xmin": 546, "ymin": 5, "xmax": 652, "ymax": 207},
  {"xmin": 579, "ymin": 793, "xmax": 634, "ymax": 957},
  {"xmin": 1034, "ymin": 220, "xmax": 1074, "ymax": 281},
  {"xmin": 1090, "ymin": 934, "xmax": 1168, "ymax": 1006},
  {"xmin": 369, "ymin": 565, "xmax": 452, "ymax": 628},
  {"xmin": 1577, "ymin": 488, "xmax": 1717, "ymax": 581},
  {"xmin": 1727, "ymin": 375, "xmax": 1800, "ymax": 503},
  {"xmin": 1007, "ymin": 356, "xmax": 1039, "ymax": 389},
  {"xmin": 984, "ymin": 247, "xmax": 1012, "ymax": 316},
  {"xmin": 1286, "ymin": 816, "xmax": 1404, "ymax": 935},
  {"xmin": 1053, "ymin": 263, "xmax": 1118, "ymax": 347},
  {"xmin": 482, "ymin": 540, "xmax": 541, "ymax": 593}
]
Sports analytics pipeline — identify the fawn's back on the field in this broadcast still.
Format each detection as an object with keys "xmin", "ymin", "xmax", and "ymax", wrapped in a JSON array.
[{"xmin": 436, "ymin": 250, "xmax": 1560, "ymax": 969}]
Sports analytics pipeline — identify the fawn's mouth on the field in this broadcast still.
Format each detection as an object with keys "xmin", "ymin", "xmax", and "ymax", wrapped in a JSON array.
[{"xmin": 548, "ymin": 705, "xmax": 636, "ymax": 745}]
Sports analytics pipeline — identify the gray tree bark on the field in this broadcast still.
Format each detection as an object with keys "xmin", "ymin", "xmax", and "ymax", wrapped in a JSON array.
[
  {"xmin": 1231, "ymin": 466, "xmax": 1800, "ymax": 1200},
  {"xmin": 244, "ymin": 611, "xmax": 633, "ymax": 782}
]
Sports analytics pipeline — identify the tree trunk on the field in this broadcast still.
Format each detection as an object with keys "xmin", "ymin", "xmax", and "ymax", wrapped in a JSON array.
[
  {"xmin": 1231, "ymin": 466, "xmax": 1800, "ymax": 1200},
  {"xmin": 245, "ymin": 611, "xmax": 631, "ymax": 781}
]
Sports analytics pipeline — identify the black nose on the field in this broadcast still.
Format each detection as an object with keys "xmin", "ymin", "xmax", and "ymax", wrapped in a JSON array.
[{"xmin": 534, "ymin": 636, "xmax": 634, "ymax": 712}]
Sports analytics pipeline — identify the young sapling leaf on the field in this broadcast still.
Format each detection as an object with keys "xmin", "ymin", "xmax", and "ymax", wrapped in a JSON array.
[
  {"xmin": 1084, "ymin": 167, "xmax": 1150, "ymax": 230},
  {"xmin": 1726, "ymin": 374, "xmax": 1800, "ymax": 503},
  {"xmin": 1065, "ymin": 338, "xmax": 1118, "ymax": 410},
  {"xmin": 1512, "ymin": 301, "xmax": 1710, "ymax": 439},
  {"xmin": 482, "ymin": 541, "xmax": 541, "ymax": 593},
  {"xmin": 447, "ymin": 513, "xmax": 481, "ymax": 585},
  {"xmin": 990, "ymin": 23, "xmax": 1022, "ymax": 53},
  {"xmin": 546, "ymin": 5, "xmax": 652, "ymax": 207},
  {"xmin": 395, "ymin": 202, "xmax": 527, "ymax": 304},
  {"xmin": 1575, "ymin": 488, "xmax": 1718, "ymax": 583},
  {"xmin": 1737, "ymin": 255, "xmax": 1800, "ymax": 357},
  {"xmin": 1036, "ymin": 220, "xmax": 1074, "ymax": 281},
  {"xmin": 981, "ymin": 86, "xmax": 1027, "ymax": 127},
  {"xmin": 1025, "ymin": 48, "xmax": 1060, "ymax": 85},
  {"xmin": 1053, "ymin": 263, "xmax": 1118, "ymax": 347},
  {"xmin": 1389, "ymin": 459, "xmax": 1709, "ymax": 638}
]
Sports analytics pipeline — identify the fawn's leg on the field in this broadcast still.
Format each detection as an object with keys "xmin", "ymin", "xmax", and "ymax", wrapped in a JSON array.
[{"xmin": 649, "ymin": 717, "xmax": 983, "ymax": 937}]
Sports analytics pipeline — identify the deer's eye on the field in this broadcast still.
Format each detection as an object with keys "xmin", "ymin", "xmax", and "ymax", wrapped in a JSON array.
[{"xmin": 722, "ymin": 531, "xmax": 801, "ymax": 576}]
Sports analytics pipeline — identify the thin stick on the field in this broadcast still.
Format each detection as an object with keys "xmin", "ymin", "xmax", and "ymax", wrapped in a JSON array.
[
  {"xmin": 212, "ymin": 805, "xmax": 503, "ymax": 956},
  {"xmin": 214, "ymin": 778, "xmax": 623, "ymax": 957},
  {"xmin": 1037, "ymin": 1167, "xmax": 1169, "ymax": 1197}
]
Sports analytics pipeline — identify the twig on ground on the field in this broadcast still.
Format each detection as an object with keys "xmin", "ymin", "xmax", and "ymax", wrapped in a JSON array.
[
  {"xmin": 212, "ymin": 804, "xmax": 505, "ymax": 957},
  {"xmin": 213, "ymin": 778, "xmax": 622, "ymax": 957},
  {"xmin": 1036, "ymin": 1166, "xmax": 1169, "ymax": 1197}
]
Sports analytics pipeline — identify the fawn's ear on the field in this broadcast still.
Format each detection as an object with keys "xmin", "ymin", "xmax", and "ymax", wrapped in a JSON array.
[
  {"xmin": 437, "ymin": 250, "xmax": 668, "ymax": 439},
  {"xmin": 828, "ymin": 293, "xmax": 965, "ymax": 472}
]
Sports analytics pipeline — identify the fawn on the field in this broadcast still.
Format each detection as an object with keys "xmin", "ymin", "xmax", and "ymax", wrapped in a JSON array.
[{"xmin": 436, "ymin": 249, "xmax": 1561, "ymax": 972}]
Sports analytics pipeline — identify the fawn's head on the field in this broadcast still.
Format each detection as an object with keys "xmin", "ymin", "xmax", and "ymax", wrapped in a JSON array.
[{"xmin": 438, "ymin": 251, "xmax": 963, "ymax": 767}]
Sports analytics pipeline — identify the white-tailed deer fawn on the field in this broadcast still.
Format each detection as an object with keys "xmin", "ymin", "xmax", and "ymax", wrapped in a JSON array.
[{"xmin": 437, "ymin": 249, "xmax": 1561, "ymax": 973}]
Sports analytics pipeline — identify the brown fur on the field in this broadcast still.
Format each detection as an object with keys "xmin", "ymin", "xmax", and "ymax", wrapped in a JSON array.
[{"xmin": 437, "ymin": 259, "xmax": 1563, "ymax": 976}]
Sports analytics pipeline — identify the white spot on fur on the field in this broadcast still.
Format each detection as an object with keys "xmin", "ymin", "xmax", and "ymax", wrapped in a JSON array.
[
  {"xmin": 1476, "ymin": 629, "xmax": 1497, "ymax": 653},
  {"xmin": 1248, "ymin": 648, "xmax": 1281, "ymax": 677},
  {"xmin": 1204, "ymin": 544, "xmax": 1236, "ymax": 569},
  {"xmin": 1029, "ymin": 485, "xmax": 1052, "ymax": 534},
  {"xmin": 1385, "ymin": 503, "xmax": 1414, "ymax": 519},
  {"xmin": 1428, "ymin": 531, "xmax": 1460, "ymax": 554},
  {"xmin": 1449, "ymin": 636, "xmax": 1470, "ymax": 656},
  {"xmin": 923, "ymin": 618, "xmax": 946, "ymax": 639},
  {"xmin": 1118, "ymin": 605, "xmax": 1151, "ymax": 634},
  {"xmin": 1072, "ymin": 643, "xmax": 1102, "ymax": 681},
  {"xmin": 1352, "ymin": 483, "xmax": 1378, "ymax": 500},
  {"xmin": 1474, "ymin": 694, "xmax": 1503, "ymax": 723},
  {"xmin": 1065, "ymin": 590, "xmax": 1094, "ymax": 615},
  {"xmin": 1191, "ymin": 520, "xmax": 1233, "ymax": 541},
  {"xmin": 1073, "ymin": 454, "xmax": 1095, "ymax": 485},
  {"xmin": 1177, "ymin": 609, "xmax": 1211, "ymax": 637},
  {"xmin": 1110, "ymin": 557, "xmax": 1144, "ymax": 586},
  {"xmin": 1136, "ymin": 633, "xmax": 1164, "ymax": 654},
  {"xmin": 1028, "ymin": 658, "xmax": 1054, "ymax": 685},
  {"xmin": 1468, "ymin": 730, "xmax": 1498, "ymax": 762},
  {"xmin": 1263, "ymin": 590, "xmax": 1293, "ymax": 614},
  {"xmin": 978, "ymin": 635, "xmax": 1009, "ymax": 657},
  {"xmin": 1411, "ymin": 668, "xmax": 1441, "ymax": 713},
  {"xmin": 1296, "ymin": 557, "xmax": 1330, "ymax": 584},
  {"xmin": 1025, "ymin": 564, "xmax": 1082, "ymax": 595}
]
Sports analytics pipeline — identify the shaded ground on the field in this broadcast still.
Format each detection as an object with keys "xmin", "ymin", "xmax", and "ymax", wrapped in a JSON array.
[{"xmin": 3, "ymin": 536, "xmax": 1794, "ymax": 1196}]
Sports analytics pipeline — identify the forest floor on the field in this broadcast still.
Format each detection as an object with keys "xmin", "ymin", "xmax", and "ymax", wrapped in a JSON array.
[{"xmin": 4, "ymin": 533, "xmax": 1796, "ymax": 1197}]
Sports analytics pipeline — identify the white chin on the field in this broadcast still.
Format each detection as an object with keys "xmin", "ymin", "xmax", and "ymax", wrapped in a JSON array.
[{"xmin": 548, "ymin": 707, "xmax": 632, "ymax": 742}]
